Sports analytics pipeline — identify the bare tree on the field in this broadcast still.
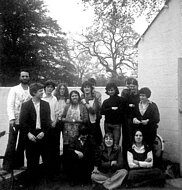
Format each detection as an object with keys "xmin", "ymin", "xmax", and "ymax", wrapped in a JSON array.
[
  {"xmin": 82, "ymin": 0, "xmax": 166, "ymax": 22},
  {"xmin": 69, "ymin": 38, "xmax": 104, "ymax": 84},
  {"xmin": 76, "ymin": 1, "xmax": 139, "ymax": 79}
]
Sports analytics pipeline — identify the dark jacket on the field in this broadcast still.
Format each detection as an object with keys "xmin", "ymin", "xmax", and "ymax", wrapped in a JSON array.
[
  {"xmin": 133, "ymin": 101, "xmax": 160, "ymax": 129},
  {"xmin": 20, "ymin": 99, "xmax": 51, "ymax": 136},
  {"xmin": 81, "ymin": 93, "xmax": 101, "ymax": 122},
  {"xmin": 121, "ymin": 89, "xmax": 140, "ymax": 118},
  {"xmin": 95, "ymin": 145, "xmax": 125, "ymax": 174},
  {"xmin": 68, "ymin": 135, "xmax": 97, "ymax": 166}
]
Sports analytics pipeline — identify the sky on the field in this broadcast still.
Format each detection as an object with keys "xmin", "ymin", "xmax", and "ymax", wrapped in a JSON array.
[
  {"xmin": 44, "ymin": 0, "xmax": 95, "ymax": 34},
  {"xmin": 44, "ymin": 0, "xmax": 148, "ymax": 35}
]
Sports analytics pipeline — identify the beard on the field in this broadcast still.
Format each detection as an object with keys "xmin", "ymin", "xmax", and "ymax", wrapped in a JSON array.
[{"xmin": 20, "ymin": 79, "xmax": 30, "ymax": 85}]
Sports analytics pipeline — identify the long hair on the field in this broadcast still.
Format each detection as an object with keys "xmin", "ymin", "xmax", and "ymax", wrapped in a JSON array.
[
  {"xmin": 69, "ymin": 90, "xmax": 81, "ymax": 104},
  {"xmin": 100, "ymin": 132, "xmax": 114, "ymax": 151},
  {"xmin": 132, "ymin": 129, "xmax": 148, "ymax": 148},
  {"xmin": 54, "ymin": 83, "xmax": 69, "ymax": 100},
  {"xmin": 81, "ymin": 81, "xmax": 94, "ymax": 97}
]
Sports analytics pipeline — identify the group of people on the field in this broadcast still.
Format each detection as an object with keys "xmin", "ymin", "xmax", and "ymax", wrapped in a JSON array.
[{"xmin": 2, "ymin": 69, "xmax": 165, "ymax": 189}]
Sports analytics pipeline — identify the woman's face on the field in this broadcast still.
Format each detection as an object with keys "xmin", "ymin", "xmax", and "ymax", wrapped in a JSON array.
[
  {"xmin": 104, "ymin": 134, "xmax": 114, "ymax": 147},
  {"xmin": 83, "ymin": 85, "xmax": 91, "ymax": 94},
  {"xmin": 59, "ymin": 85, "xmax": 65, "ymax": 96},
  {"xmin": 139, "ymin": 94, "xmax": 148, "ymax": 103},
  {"xmin": 71, "ymin": 92, "xmax": 79, "ymax": 104},
  {"xmin": 108, "ymin": 87, "xmax": 116, "ymax": 96},
  {"xmin": 134, "ymin": 131, "xmax": 143, "ymax": 144}
]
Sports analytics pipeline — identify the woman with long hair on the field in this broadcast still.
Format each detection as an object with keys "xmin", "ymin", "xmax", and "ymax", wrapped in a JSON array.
[
  {"xmin": 54, "ymin": 83, "xmax": 69, "ymax": 121},
  {"xmin": 127, "ymin": 129, "xmax": 165, "ymax": 187},
  {"xmin": 92, "ymin": 132, "xmax": 128, "ymax": 190}
]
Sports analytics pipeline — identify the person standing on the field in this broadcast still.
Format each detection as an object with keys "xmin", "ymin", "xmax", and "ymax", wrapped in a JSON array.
[
  {"xmin": 121, "ymin": 77, "xmax": 140, "ymax": 160},
  {"xmin": 3, "ymin": 70, "xmax": 31, "ymax": 171},
  {"xmin": 132, "ymin": 87, "xmax": 160, "ymax": 149},
  {"xmin": 42, "ymin": 80, "xmax": 57, "ymax": 127},
  {"xmin": 19, "ymin": 83, "xmax": 51, "ymax": 184},
  {"xmin": 42, "ymin": 80, "xmax": 59, "ymax": 178},
  {"xmin": 88, "ymin": 78, "xmax": 102, "ymax": 107},
  {"xmin": 81, "ymin": 81, "xmax": 102, "ymax": 145},
  {"xmin": 101, "ymin": 82, "xmax": 125, "ymax": 147}
]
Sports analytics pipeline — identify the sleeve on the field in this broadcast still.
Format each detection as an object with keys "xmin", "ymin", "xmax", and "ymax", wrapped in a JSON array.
[
  {"xmin": 7, "ymin": 87, "xmax": 16, "ymax": 121},
  {"xmin": 127, "ymin": 151, "xmax": 139, "ymax": 168},
  {"xmin": 42, "ymin": 102, "xmax": 51, "ymax": 134},
  {"xmin": 61, "ymin": 104, "xmax": 69, "ymax": 119},
  {"xmin": 94, "ymin": 145, "xmax": 101, "ymax": 167},
  {"xmin": 138, "ymin": 151, "xmax": 153, "ymax": 168},
  {"xmin": 96, "ymin": 91, "xmax": 102, "ymax": 107},
  {"xmin": 100, "ymin": 100, "xmax": 111, "ymax": 115},
  {"xmin": 81, "ymin": 104, "xmax": 89, "ymax": 123},
  {"xmin": 55, "ymin": 101, "xmax": 60, "ymax": 115},
  {"xmin": 148, "ymin": 102, "xmax": 160, "ymax": 126},
  {"xmin": 121, "ymin": 89, "xmax": 129, "ymax": 98},
  {"xmin": 113, "ymin": 146, "xmax": 125, "ymax": 169},
  {"xmin": 19, "ymin": 102, "xmax": 30, "ymax": 134},
  {"xmin": 100, "ymin": 159, "xmax": 111, "ymax": 169}
]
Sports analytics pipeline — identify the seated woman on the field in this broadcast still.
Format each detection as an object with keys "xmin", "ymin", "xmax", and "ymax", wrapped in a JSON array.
[
  {"xmin": 127, "ymin": 129, "xmax": 165, "ymax": 187},
  {"xmin": 132, "ymin": 87, "xmax": 160, "ymax": 149},
  {"xmin": 91, "ymin": 132, "xmax": 128, "ymax": 190}
]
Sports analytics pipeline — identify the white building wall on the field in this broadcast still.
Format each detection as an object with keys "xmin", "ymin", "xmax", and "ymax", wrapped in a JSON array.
[{"xmin": 138, "ymin": 0, "xmax": 182, "ymax": 162}]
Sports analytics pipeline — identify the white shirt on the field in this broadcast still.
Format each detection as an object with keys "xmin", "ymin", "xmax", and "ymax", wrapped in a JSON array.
[
  {"xmin": 127, "ymin": 144, "xmax": 153, "ymax": 169},
  {"xmin": 32, "ymin": 100, "xmax": 41, "ymax": 129},
  {"xmin": 7, "ymin": 84, "xmax": 31, "ymax": 124},
  {"xmin": 42, "ymin": 94, "xmax": 57, "ymax": 122},
  {"xmin": 55, "ymin": 99, "xmax": 67, "ymax": 120}
]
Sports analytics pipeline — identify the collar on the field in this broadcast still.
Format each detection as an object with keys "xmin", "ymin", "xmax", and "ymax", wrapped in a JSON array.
[{"xmin": 132, "ymin": 144, "xmax": 145, "ymax": 151}]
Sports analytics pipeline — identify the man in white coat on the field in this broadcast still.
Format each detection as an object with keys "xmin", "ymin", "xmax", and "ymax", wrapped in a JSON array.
[{"xmin": 3, "ymin": 70, "xmax": 31, "ymax": 171}]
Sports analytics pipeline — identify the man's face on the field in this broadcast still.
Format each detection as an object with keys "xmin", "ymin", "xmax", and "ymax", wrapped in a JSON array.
[
  {"xmin": 34, "ymin": 88, "xmax": 44, "ymax": 99},
  {"xmin": 127, "ymin": 84, "xmax": 138, "ymax": 94},
  {"xmin": 71, "ymin": 92, "xmax": 79, "ymax": 104},
  {"xmin": 19, "ymin": 71, "xmax": 30, "ymax": 85},
  {"xmin": 83, "ymin": 85, "xmax": 91, "ymax": 94},
  {"xmin": 45, "ymin": 85, "xmax": 54, "ymax": 95}
]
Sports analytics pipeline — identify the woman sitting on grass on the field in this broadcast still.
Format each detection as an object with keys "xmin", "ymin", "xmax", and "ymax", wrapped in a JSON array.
[
  {"xmin": 91, "ymin": 132, "xmax": 128, "ymax": 190},
  {"xmin": 127, "ymin": 129, "xmax": 165, "ymax": 187}
]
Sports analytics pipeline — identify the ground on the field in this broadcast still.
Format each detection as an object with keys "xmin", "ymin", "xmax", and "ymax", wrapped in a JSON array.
[{"xmin": 1, "ymin": 170, "xmax": 181, "ymax": 190}]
